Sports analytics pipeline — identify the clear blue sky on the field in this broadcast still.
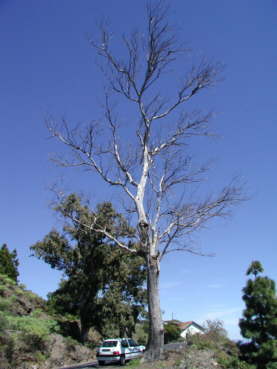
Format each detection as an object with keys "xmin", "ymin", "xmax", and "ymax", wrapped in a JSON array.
[{"xmin": 1, "ymin": 0, "xmax": 277, "ymax": 341}]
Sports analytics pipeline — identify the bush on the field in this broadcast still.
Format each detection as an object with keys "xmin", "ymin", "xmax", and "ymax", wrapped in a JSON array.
[
  {"xmin": 164, "ymin": 320, "xmax": 181, "ymax": 343},
  {"xmin": 217, "ymin": 351, "xmax": 250, "ymax": 369},
  {"xmin": 266, "ymin": 363, "xmax": 277, "ymax": 369},
  {"xmin": 137, "ymin": 336, "xmax": 147, "ymax": 346},
  {"xmin": 0, "ymin": 297, "xmax": 11, "ymax": 312},
  {"xmin": 188, "ymin": 333, "xmax": 218, "ymax": 351},
  {"xmin": 203, "ymin": 319, "xmax": 228, "ymax": 342},
  {"xmin": 187, "ymin": 320, "xmax": 252, "ymax": 369},
  {"xmin": 36, "ymin": 351, "xmax": 47, "ymax": 362},
  {"xmin": 0, "ymin": 285, "xmax": 8, "ymax": 295},
  {"xmin": 24, "ymin": 290, "xmax": 41, "ymax": 302},
  {"xmin": 0, "ymin": 311, "xmax": 9, "ymax": 333},
  {"xmin": 32, "ymin": 308, "xmax": 43, "ymax": 318},
  {"xmin": 0, "ymin": 274, "xmax": 17, "ymax": 288},
  {"xmin": 15, "ymin": 288, "xmax": 24, "ymax": 296},
  {"xmin": 11, "ymin": 316, "xmax": 59, "ymax": 351},
  {"xmin": 0, "ymin": 333, "xmax": 18, "ymax": 366},
  {"xmin": 64, "ymin": 336, "xmax": 78, "ymax": 352}
]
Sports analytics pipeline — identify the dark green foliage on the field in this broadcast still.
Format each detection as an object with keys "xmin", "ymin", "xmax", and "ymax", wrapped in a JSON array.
[
  {"xmin": 217, "ymin": 351, "xmax": 250, "ymax": 369},
  {"xmin": 164, "ymin": 320, "xmax": 181, "ymax": 343},
  {"xmin": 99, "ymin": 247, "xmax": 147, "ymax": 338},
  {"xmin": 0, "ymin": 244, "xmax": 19, "ymax": 282},
  {"xmin": 239, "ymin": 261, "xmax": 277, "ymax": 367},
  {"xmin": 246, "ymin": 260, "xmax": 264, "ymax": 278},
  {"xmin": 266, "ymin": 362, "xmax": 277, "ymax": 369},
  {"xmin": 31, "ymin": 194, "xmax": 147, "ymax": 342}
]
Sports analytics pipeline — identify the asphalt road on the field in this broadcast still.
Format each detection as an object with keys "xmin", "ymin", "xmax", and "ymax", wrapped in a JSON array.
[
  {"xmin": 55, "ymin": 362, "xmax": 99, "ymax": 369},
  {"xmin": 55, "ymin": 361, "xmax": 122, "ymax": 369}
]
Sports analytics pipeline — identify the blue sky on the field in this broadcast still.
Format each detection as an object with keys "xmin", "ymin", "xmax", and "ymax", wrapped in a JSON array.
[{"xmin": 1, "ymin": 0, "xmax": 277, "ymax": 341}]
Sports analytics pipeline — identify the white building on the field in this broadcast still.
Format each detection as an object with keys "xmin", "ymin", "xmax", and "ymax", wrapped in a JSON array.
[{"xmin": 178, "ymin": 321, "xmax": 204, "ymax": 339}]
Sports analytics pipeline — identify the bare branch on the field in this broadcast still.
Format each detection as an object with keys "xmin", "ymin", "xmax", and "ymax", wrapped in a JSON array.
[
  {"xmin": 157, "ymin": 176, "xmax": 248, "ymax": 260},
  {"xmin": 46, "ymin": 1, "xmax": 248, "ymax": 360}
]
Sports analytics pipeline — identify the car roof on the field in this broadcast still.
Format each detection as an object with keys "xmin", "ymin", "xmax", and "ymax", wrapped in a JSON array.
[
  {"xmin": 102, "ymin": 338, "xmax": 134, "ymax": 343},
  {"xmin": 103, "ymin": 338, "xmax": 132, "ymax": 341}
]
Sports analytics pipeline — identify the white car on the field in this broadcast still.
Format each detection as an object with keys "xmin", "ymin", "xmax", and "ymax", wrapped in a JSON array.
[{"xmin": 96, "ymin": 338, "xmax": 145, "ymax": 366}]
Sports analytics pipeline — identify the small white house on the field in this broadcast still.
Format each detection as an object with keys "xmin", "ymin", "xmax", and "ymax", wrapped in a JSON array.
[{"xmin": 178, "ymin": 321, "xmax": 204, "ymax": 339}]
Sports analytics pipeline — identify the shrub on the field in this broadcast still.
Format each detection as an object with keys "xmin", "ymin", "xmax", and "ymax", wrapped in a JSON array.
[
  {"xmin": 0, "ymin": 311, "xmax": 9, "ymax": 332},
  {"xmin": 84, "ymin": 341, "xmax": 96, "ymax": 350},
  {"xmin": 266, "ymin": 363, "xmax": 277, "ymax": 369},
  {"xmin": 0, "ymin": 274, "xmax": 17, "ymax": 288},
  {"xmin": 11, "ymin": 316, "xmax": 59, "ymax": 351},
  {"xmin": 164, "ymin": 320, "xmax": 181, "ymax": 343},
  {"xmin": 36, "ymin": 351, "xmax": 46, "ymax": 362},
  {"xmin": 217, "ymin": 351, "xmax": 250, "ymax": 369},
  {"xmin": 0, "ymin": 285, "xmax": 8, "ymax": 295},
  {"xmin": 0, "ymin": 333, "xmax": 18, "ymax": 365},
  {"xmin": 189, "ymin": 333, "xmax": 218, "ymax": 351},
  {"xmin": 203, "ymin": 319, "xmax": 228, "ymax": 342},
  {"xmin": 137, "ymin": 336, "xmax": 147, "ymax": 346},
  {"xmin": 32, "ymin": 308, "xmax": 43, "ymax": 318},
  {"xmin": 0, "ymin": 297, "xmax": 11, "ymax": 312},
  {"xmin": 24, "ymin": 290, "xmax": 40, "ymax": 302},
  {"xmin": 64, "ymin": 336, "xmax": 78, "ymax": 352},
  {"xmin": 127, "ymin": 357, "xmax": 141, "ymax": 367},
  {"xmin": 15, "ymin": 288, "xmax": 24, "ymax": 295}
]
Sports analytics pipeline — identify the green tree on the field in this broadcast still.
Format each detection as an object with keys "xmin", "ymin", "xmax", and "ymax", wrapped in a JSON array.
[
  {"xmin": 239, "ymin": 261, "xmax": 277, "ymax": 367},
  {"xmin": 246, "ymin": 260, "xmax": 264, "ymax": 278},
  {"xmin": 0, "ymin": 244, "xmax": 19, "ymax": 282},
  {"xmin": 164, "ymin": 320, "xmax": 181, "ymax": 344},
  {"xmin": 98, "ymin": 246, "xmax": 147, "ymax": 338},
  {"xmin": 31, "ymin": 195, "xmax": 147, "ymax": 342}
]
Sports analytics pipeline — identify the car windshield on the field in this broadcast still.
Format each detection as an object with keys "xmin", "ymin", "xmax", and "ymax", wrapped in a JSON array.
[{"xmin": 102, "ymin": 341, "xmax": 118, "ymax": 348}]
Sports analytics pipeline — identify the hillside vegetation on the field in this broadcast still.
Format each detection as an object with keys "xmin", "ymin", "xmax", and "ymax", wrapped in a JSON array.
[
  {"xmin": 0, "ymin": 272, "xmax": 255, "ymax": 369},
  {"xmin": 0, "ymin": 274, "xmax": 98, "ymax": 368}
]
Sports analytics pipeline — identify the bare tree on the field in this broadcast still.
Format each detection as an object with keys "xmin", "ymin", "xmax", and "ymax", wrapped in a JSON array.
[{"xmin": 46, "ymin": 1, "xmax": 246, "ymax": 361}]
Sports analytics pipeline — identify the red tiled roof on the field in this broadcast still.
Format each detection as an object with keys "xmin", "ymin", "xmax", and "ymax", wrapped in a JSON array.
[{"xmin": 178, "ymin": 321, "xmax": 193, "ymax": 331}]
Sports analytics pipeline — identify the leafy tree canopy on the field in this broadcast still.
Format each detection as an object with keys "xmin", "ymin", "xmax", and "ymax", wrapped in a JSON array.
[
  {"xmin": 246, "ymin": 260, "xmax": 264, "ymax": 278},
  {"xmin": 164, "ymin": 320, "xmax": 181, "ymax": 343},
  {"xmin": 0, "ymin": 244, "xmax": 19, "ymax": 282},
  {"xmin": 31, "ymin": 195, "xmax": 147, "ymax": 342}
]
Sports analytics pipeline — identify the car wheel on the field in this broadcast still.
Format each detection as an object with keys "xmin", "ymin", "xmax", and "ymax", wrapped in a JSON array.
[
  {"xmin": 119, "ymin": 355, "xmax": 126, "ymax": 366},
  {"xmin": 98, "ymin": 361, "xmax": 105, "ymax": 366}
]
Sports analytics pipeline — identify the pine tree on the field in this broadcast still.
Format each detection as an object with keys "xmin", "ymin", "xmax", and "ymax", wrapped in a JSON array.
[
  {"xmin": 0, "ymin": 243, "xmax": 19, "ymax": 282},
  {"xmin": 239, "ymin": 261, "xmax": 277, "ymax": 367}
]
